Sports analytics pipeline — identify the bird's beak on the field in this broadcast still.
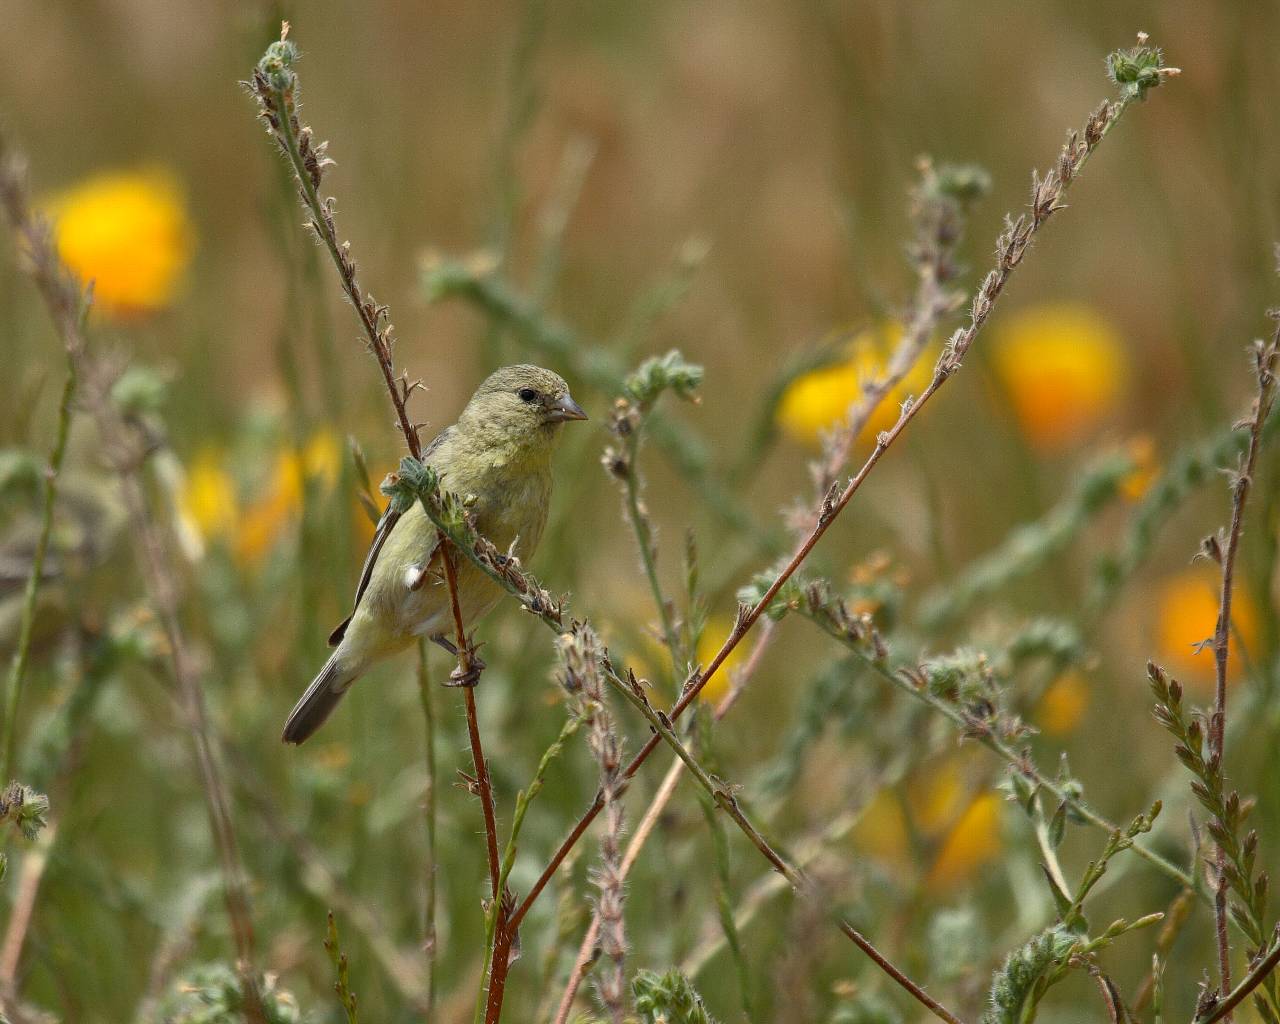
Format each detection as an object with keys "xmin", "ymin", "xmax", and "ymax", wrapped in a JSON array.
[{"xmin": 548, "ymin": 393, "xmax": 588, "ymax": 423}]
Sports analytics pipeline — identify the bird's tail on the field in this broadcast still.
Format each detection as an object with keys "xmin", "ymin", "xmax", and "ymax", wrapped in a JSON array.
[{"xmin": 282, "ymin": 652, "xmax": 361, "ymax": 745}]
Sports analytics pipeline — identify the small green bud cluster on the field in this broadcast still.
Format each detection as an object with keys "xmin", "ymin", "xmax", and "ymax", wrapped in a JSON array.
[
  {"xmin": 631, "ymin": 968, "xmax": 720, "ymax": 1024},
  {"xmin": 1106, "ymin": 34, "xmax": 1176, "ymax": 101},
  {"xmin": 257, "ymin": 36, "xmax": 300, "ymax": 94},
  {"xmin": 0, "ymin": 780, "xmax": 49, "ymax": 841},
  {"xmin": 155, "ymin": 963, "xmax": 301, "ymax": 1024},
  {"xmin": 625, "ymin": 350, "xmax": 703, "ymax": 407}
]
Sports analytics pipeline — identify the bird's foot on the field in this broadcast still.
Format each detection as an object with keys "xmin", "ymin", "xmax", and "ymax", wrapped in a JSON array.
[{"xmin": 445, "ymin": 654, "xmax": 487, "ymax": 688}]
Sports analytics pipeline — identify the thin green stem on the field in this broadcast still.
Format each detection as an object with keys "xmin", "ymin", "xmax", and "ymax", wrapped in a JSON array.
[
  {"xmin": 621, "ymin": 422, "xmax": 683, "ymax": 685},
  {"xmin": 2, "ymin": 363, "xmax": 76, "ymax": 782},
  {"xmin": 695, "ymin": 787, "xmax": 756, "ymax": 1022},
  {"xmin": 477, "ymin": 715, "xmax": 579, "ymax": 1024},
  {"xmin": 415, "ymin": 640, "xmax": 438, "ymax": 1015}
]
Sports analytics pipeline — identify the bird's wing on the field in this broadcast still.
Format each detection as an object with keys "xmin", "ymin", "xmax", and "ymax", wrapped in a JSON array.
[{"xmin": 327, "ymin": 429, "xmax": 451, "ymax": 647}]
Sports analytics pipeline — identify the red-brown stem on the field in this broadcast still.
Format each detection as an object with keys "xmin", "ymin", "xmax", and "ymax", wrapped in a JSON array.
[
  {"xmin": 1200, "ymin": 936, "xmax": 1280, "ymax": 1024},
  {"xmin": 1205, "ymin": 331, "xmax": 1279, "ymax": 1015},
  {"xmin": 442, "ymin": 545, "xmax": 501, "ymax": 900},
  {"xmin": 484, "ymin": 914, "xmax": 517, "ymax": 1024}
]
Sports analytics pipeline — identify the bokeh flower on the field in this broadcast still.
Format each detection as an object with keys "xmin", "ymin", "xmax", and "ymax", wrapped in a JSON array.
[
  {"xmin": 855, "ymin": 760, "xmax": 1003, "ymax": 888},
  {"xmin": 46, "ymin": 169, "xmax": 193, "ymax": 318},
  {"xmin": 1120, "ymin": 434, "xmax": 1159, "ymax": 502},
  {"xmin": 1154, "ymin": 567, "xmax": 1259, "ymax": 690},
  {"xmin": 234, "ymin": 431, "xmax": 341, "ymax": 567},
  {"xmin": 695, "ymin": 615, "xmax": 747, "ymax": 704},
  {"xmin": 177, "ymin": 448, "xmax": 239, "ymax": 544},
  {"xmin": 992, "ymin": 304, "xmax": 1128, "ymax": 451},
  {"xmin": 1035, "ymin": 670, "xmax": 1090, "ymax": 736},
  {"xmin": 777, "ymin": 323, "xmax": 933, "ymax": 448},
  {"xmin": 926, "ymin": 792, "xmax": 1004, "ymax": 889}
]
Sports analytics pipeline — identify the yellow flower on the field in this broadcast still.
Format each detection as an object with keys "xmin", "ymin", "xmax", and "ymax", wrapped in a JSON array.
[
  {"xmin": 235, "ymin": 432, "xmax": 341, "ymax": 567},
  {"xmin": 777, "ymin": 323, "xmax": 933, "ymax": 448},
  {"xmin": 1155, "ymin": 568, "xmax": 1259, "ymax": 691},
  {"xmin": 992, "ymin": 304, "xmax": 1128, "ymax": 452},
  {"xmin": 47, "ymin": 169, "xmax": 193, "ymax": 318},
  {"xmin": 1036, "ymin": 671, "xmax": 1090, "ymax": 736},
  {"xmin": 854, "ymin": 789, "xmax": 910, "ymax": 862},
  {"xmin": 1120, "ymin": 434, "xmax": 1159, "ymax": 502},
  {"xmin": 177, "ymin": 448, "xmax": 238, "ymax": 542},
  {"xmin": 303, "ymin": 430, "xmax": 341, "ymax": 490},
  {"xmin": 855, "ymin": 763, "xmax": 969, "ymax": 864},
  {"xmin": 696, "ymin": 615, "xmax": 748, "ymax": 704},
  {"xmin": 927, "ymin": 793, "xmax": 1003, "ymax": 889}
]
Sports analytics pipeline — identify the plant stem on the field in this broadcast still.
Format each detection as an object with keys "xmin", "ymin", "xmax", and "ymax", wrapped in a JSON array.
[
  {"xmin": 604, "ymin": 661, "xmax": 964, "ymax": 1024},
  {"xmin": 415, "ymin": 640, "xmax": 438, "ymax": 1014},
  {"xmin": 617, "ymin": 417, "xmax": 683, "ymax": 685},
  {"xmin": 1200, "ymin": 937, "xmax": 1280, "ymax": 1024},
  {"xmin": 483, "ymin": 715, "xmax": 580, "ymax": 1024},
  {"xmin": 1206, "ymin": 327, "xmax": 1280, "ymax": 1015},
  {"xmin": 1, "ymin": 362, "xmax": 76, "ymax": 782}
]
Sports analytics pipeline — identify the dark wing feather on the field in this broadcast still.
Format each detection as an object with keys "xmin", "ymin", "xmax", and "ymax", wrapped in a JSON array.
[{"xmin": 327, "ymin": 428, "xmax": 451, "ymax": 647}]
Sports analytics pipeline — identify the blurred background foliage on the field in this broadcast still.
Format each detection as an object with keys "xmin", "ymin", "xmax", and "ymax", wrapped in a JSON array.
[{"xmin": 2, "ymin": 1, "xmax": 1280, "ymax": 1022}]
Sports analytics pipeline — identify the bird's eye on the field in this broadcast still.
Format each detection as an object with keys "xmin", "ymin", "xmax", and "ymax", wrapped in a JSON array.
[{"xmin": 518, "ymin": 387, "xmax": 538, "ymax": 403}]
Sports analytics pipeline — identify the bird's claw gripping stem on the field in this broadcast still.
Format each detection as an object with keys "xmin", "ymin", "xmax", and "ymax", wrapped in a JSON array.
[{"xmin": 445, "ymin": 657, "xmax": 486, "ymax": 688}]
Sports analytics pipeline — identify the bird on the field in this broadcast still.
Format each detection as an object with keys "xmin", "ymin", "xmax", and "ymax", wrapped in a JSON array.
[{"xmin": 282, "ymin": 364, "xmax": 588, "ymax": 744}]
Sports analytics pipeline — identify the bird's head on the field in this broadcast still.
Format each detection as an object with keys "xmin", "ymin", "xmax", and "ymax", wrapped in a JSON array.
[{"xmin": 460, "ymin": 364, "xmax": 588, "ymax": 450}]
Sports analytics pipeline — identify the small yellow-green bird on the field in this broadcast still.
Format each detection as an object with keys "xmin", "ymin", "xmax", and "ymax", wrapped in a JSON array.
[{"xmin": 283, "ymin": 365, "xmax": 587, "ymax": 744}]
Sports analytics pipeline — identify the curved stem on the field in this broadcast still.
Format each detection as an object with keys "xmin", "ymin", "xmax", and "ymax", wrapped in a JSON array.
[{"xmin": 2, "ymin": 363, "xmax": 77, "ymax": 782}]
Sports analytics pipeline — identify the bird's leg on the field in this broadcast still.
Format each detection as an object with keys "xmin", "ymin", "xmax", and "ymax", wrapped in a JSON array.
[{"xmin": 430, "ymin": 634, "xmax": 458, "ymax": 656}]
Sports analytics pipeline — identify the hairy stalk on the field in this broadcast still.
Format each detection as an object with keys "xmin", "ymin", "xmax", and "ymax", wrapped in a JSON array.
[
  {"xmin": 1201, "ymin": 934, "xmax": 1280, "ymax": 1024},
  {"xmin": 1150, "ymin": 659, "xmax": 1280, "ymax": 1016},
  {"xmin": 1, "ymin": 361, "xmax": 76, "ymax": 782},
  {"xmin": 0, "ymin": 134, "xmax": 267, "ymax": 1024},
  {"xmin": 1208, "ymin": 325, "xmax": 1280, "ymax": 1013},
  {"xmin": 812, "ymin": 159, "xmax": 984, "ymax": 501},
  {"xmin": 436, "ymin": 547, "xmax": 504, "ymax": 1024},
  {"xmin": 561, "ymin": 628, "xmax": 629, "ymax": 1023},
  {"xmin": 553, "ymin": 738, "xmax": 689, "ymax": 1024},
  {"xmin": 250, "ymin": 30, "xmax": 424, "ymax": 461}
]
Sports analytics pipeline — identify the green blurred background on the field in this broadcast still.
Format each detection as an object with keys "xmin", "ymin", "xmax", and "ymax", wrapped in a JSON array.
[{"xmin": 2, "ymin": 2, "xmax": 1280, "ymax": 1021}]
